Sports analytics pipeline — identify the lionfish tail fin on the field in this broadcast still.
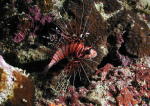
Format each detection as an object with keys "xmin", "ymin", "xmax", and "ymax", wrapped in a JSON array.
[{"xmin": 42, "ymin": 65, "xmax": 50, "ymax": 75}]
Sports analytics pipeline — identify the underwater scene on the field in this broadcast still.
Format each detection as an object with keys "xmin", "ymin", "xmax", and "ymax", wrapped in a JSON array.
[{"xmin": 0, "ymin": 0, "xmax": 150, "ymax": 106}]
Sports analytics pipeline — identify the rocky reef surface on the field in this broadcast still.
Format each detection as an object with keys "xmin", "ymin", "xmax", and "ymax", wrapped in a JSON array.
[
  {"xmin": 0, "ymin": 55, "xmax": 34, "ymax": 106},
  {"xmin": 0, "ymin": 0, "xmax": 150, "ymax": 106}
]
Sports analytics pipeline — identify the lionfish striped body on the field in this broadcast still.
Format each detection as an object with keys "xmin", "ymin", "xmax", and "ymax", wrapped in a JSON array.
[
  {"xmin": 44, "ymin": 43, "xmax": 97, "ymax": 73},
  {"xmin": 43, "ymin": 0, "xmax": 103, "ymax": 73}
]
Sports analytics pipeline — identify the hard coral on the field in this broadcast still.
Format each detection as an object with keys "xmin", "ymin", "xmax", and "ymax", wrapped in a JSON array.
[
  {"xmin": 95, "ymin": 63, "xmax": 150, "ymax": 105},
  {"xmin": 95, "ymin": 0, "xmax": 122, "ymax": 14},
  {"xmin": 86, "ymin": 81, "xmax": 115, "ymax": 105},
  {"xmin": 0, "ymin": 55, "xmax": 34, "ymax": 105},
  {"xmin": 135, "ymin": 69, "xmax": 150, "ymax": 98},
  {"xmin": 116, "ymin": 88, "xmax": 138, "ymax": 106},
  {"xmin": 96, "ymin": 63, "xmax": 113, "ymax": 81},
  {"xmin": 54, "ymin": 86, "xmax": 92, "ymax": 106},
  {"xmin": 108, "ymin": 9, "xmax": 150, "ymax": 58}
]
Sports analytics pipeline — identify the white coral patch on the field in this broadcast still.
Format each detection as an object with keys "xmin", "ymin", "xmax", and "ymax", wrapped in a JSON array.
[
  {"xmin": 0, "ymin": 68, "xmax": 14, "ymax": 104},
  {"xmin": 94, "ymin": 2, "xmax": 123, "ymax": 20}
]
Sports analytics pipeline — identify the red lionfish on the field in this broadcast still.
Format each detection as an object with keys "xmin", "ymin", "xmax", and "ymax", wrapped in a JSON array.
[
  {"xmin": 43, "ymin": 0, "xmax": 108, "ymax": 85},
  {"xmin": 44, "ymin": 43, "xmax": 97, "ymax": 73}
]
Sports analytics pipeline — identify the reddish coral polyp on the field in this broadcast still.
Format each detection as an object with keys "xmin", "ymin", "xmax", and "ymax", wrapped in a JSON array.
[{"xmin": 116, "ymin": 88, "xmax": 138, "ymax": 106}]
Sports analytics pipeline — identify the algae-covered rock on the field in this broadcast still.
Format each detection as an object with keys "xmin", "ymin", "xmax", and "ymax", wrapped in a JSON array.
[
  {"xmin": 16, "ymin": 46, "xmax": 51, "ymax": 64},
  {"xmin": 0, "ymin": 55, "xmax": 34, "ymax": 106},
  {"xmin": 136, "ymin": 0, "xmax": 150, "ymax": 14}
]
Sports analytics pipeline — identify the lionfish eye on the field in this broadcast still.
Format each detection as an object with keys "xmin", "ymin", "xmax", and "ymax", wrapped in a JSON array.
[{"xmin": 84, "ymin": 49, "xmax": 91, "ymax": 55}]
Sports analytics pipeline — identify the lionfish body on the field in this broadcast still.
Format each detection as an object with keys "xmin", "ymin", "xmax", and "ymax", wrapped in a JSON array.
[
  {"xmin": 43, "ymin": 0, "xmax": 103, "ymax": 73},
  {"xmin": 44, "ymin": 43, "xmax": 97, "ymax": 73}
]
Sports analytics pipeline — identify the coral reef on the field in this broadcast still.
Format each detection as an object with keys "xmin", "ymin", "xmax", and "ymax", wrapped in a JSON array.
[
  {"xmin": 15, "ymin": 46, "xmax": 51, "ymax": 64},
  {"xmin": 0, "ymin": 0, "xmax": 150, "ymax": 105},
  {"xmin": 34, "ymin": 63, "xmax": 150, "ymax": 105},
  {"xmin": 0, "ymin": 55, "xmax": 34, "ymax": 105}
]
